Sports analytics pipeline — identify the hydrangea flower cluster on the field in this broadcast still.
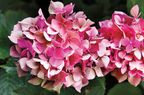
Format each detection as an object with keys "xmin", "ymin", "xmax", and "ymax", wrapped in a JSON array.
[
  {"xmin": 8, "ymin": 1, "xmax": 144, "ymax": 93},
  {"xmin": 99, "ymin": 5, "xmax": 144, "ymax": 86},
  {"xmin": 8, "ymin": 1, "xmax": 104, "ymax": 93}
]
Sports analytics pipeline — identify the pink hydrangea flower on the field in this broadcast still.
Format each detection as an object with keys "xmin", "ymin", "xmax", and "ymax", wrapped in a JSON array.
[
  {"xmin": 99, "ymin": 5, "xmax": 144, "ymax": 86},
  {"xmin": 9, "ymin": 1, "xmax": 102, "ymax": 93}
]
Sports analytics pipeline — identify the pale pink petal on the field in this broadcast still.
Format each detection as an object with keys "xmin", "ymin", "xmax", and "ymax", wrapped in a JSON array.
[
  {"xmin": 23, "ymin": 32, "xmax": 35, "ymax": 39},
  {"xmin": 73, "ymin": 67, "xmax": 82, "ymax": 81},
  {"xmin": 72, "ymin": 80, "xmax": 83, "ymax": 93},
  {"xmin": 26, "ymin": 59, "xmax": 39, "ymax": 69},
  {"xmin": 124, "ymin": 55, "xmax": 133, "ymax": 61},
  {"xmin": 82, "ymin": 54, "xmax": 91, "ymax": 60},
  {"xmin": 134, "ymin": 49, "xmax": 141, "ymax": 60},
  {"xmin": 121, "ymin": 66, "xmax": 127, "ymax": 74},
  {"xmin": 130, "ymin": 5, "xmax": 139, "ymax": 17},
  {"xmin": 8, "ymin": 31, "xmax": 22, "ymax": 44},
  {"xmin": 18, "ymin": 58, "xmax": 29, "ymax": 72},
  {"xmin": 93, "ymin": 66, "xmax": 104, "ymax": 77},
  {"xmin": 115, "ymin": 62, "xmax": 122, "ymax": 68},
  {"xmin": 28, "ymin": 77, "xmax": 42, "ymax": 85},
  {"xmin": 64, "ymin": 75, "xmax": 74, "ymax": 87},
  {"xmin": 142, "ymin": 49, "xmax": 144, "ymax": 58},
  {"xmin": 37, "ymin": 70, "xmax": 45, "ymax": 79},
  {"xmin": 47, "ymin": 27, "xmax": 58, "ymax": 35},
  {"xmin": 86, "ymin": 27, "xmax": 98, "ymax": 38},
  {"xmin": 15, "ymin": 62, "xmax": 27, "ymax": 77},
  {"xmin": 85, "ymin": 67, "xmax": 95, "ymax": 80},
  {"xmin": 101, "ymin": 56, "xmax": 110, "ymax": 67},
  {"xmin": 48, "ymin": 69, "xmax": 61, "ymax": 78},
  {"xmin": 31, "ymin": 69, "xmax": 38, "ymax": 75},
  {"xmin": 82, "ymin": 40, "xmax": 90, "ymax": 49},
  {"xmin": 33, "ymin": 58, "xmax": 49, "ymax": 69},
  {"xmin": 48, "ymin": 1, "xmax": 64, "ymax": 14},
  {"xmin": 43, "ymin": 31, "xmax": 52, "ymax": 41}
]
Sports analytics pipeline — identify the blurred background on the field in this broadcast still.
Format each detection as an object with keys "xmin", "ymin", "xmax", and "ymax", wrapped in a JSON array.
[{"xmin": 0, "ymin": 0, "xmax": 144, "ymax": 95}]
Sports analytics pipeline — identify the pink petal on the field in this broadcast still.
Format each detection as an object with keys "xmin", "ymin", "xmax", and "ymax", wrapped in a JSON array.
[
  {"xmin": 118, "ymin": 51, "xmax": 126, "ymax": 59},
  {"xmin": 69, "ymin": 53, "xmax": 81, "ymax": 67},
  {"xmin": 32, "ymin": 41, "xmax": 45, "ymax": 54},
  {"xmin": 53, "ymin": 47, "xmax": 64, "ymax": 59},
  {"xmin": 134, "ymin": 49, "xmax": 141, "ymax": 60},
  {"xmin": 52, "ymin": 71, "xmax": 67, "ymax": 85},
  {"xmin": 49, "ymin": 57, "xmax": 64, "ymax": 69},
  {"xmin": 121, "ymin": 38, "xmax": 130, "ymax": 46},
  {"xmin": 128, "ymin": 76, "xmax": 141, "ymax": 86},
  {"xmin": 126, "ymin": 44, "xmax": 133, "ymax": 53},
  {"xmin": 63, "ymin": 3, "xmax": 74, "ymax": 15},
  {"xmin": 10, "ymin": 46, "xmax": 20, "ymax": 57}
]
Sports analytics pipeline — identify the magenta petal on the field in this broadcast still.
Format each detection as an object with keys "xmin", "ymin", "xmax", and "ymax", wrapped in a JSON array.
[
  {"xmin": 53, "ymin": 47, "xmax": 64, "ymax": 59},
  {"xmin": 126, "ymin": 44, "xmax": 133, "ymax": 53},
  {"xmin": 49, "ymin": 57, "xmax": 64, "ymax": 69},
  {"xmin": 121, "ymin": 38, "xmax": 130, "ymax": 46}
]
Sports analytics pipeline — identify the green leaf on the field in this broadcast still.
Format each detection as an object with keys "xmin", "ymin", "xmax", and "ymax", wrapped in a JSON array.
[
  {"xmin": 0, "ymin": 69, "xmax": 25, "ymax": 95},
  {"xmin": 0, "ymin": 65, "xmax": 56, "ymax": 95},
  {"xmin": 0, "ymin": 11, "xmax": 27, "ymax": 59},
  {"xmin": 141, "ymin": 81, "xmax": 144, "ymax": 89},
  {"xmin": 85, "ymin": 77, "xmax": 105, "ymax": 95},
  {"xmin": 14, "ymin": 83, "xmax": 57, "ymax": 95},
  {"xmin": 127, "ymin": 0, "xmax": 144, "ymax": 17},
  {"xmin": 60, "ymin": 87, "xmax": 81, "ymax": 95},
  {"xmin": 108, "ymin": 82, "xmax": 142, "ymax": 95}
]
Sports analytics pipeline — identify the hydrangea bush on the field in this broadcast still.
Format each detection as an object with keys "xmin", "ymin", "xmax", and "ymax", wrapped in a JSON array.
[{"xmin": 3, "ymin": 0, "xmax": 144, "ymax": 95}]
